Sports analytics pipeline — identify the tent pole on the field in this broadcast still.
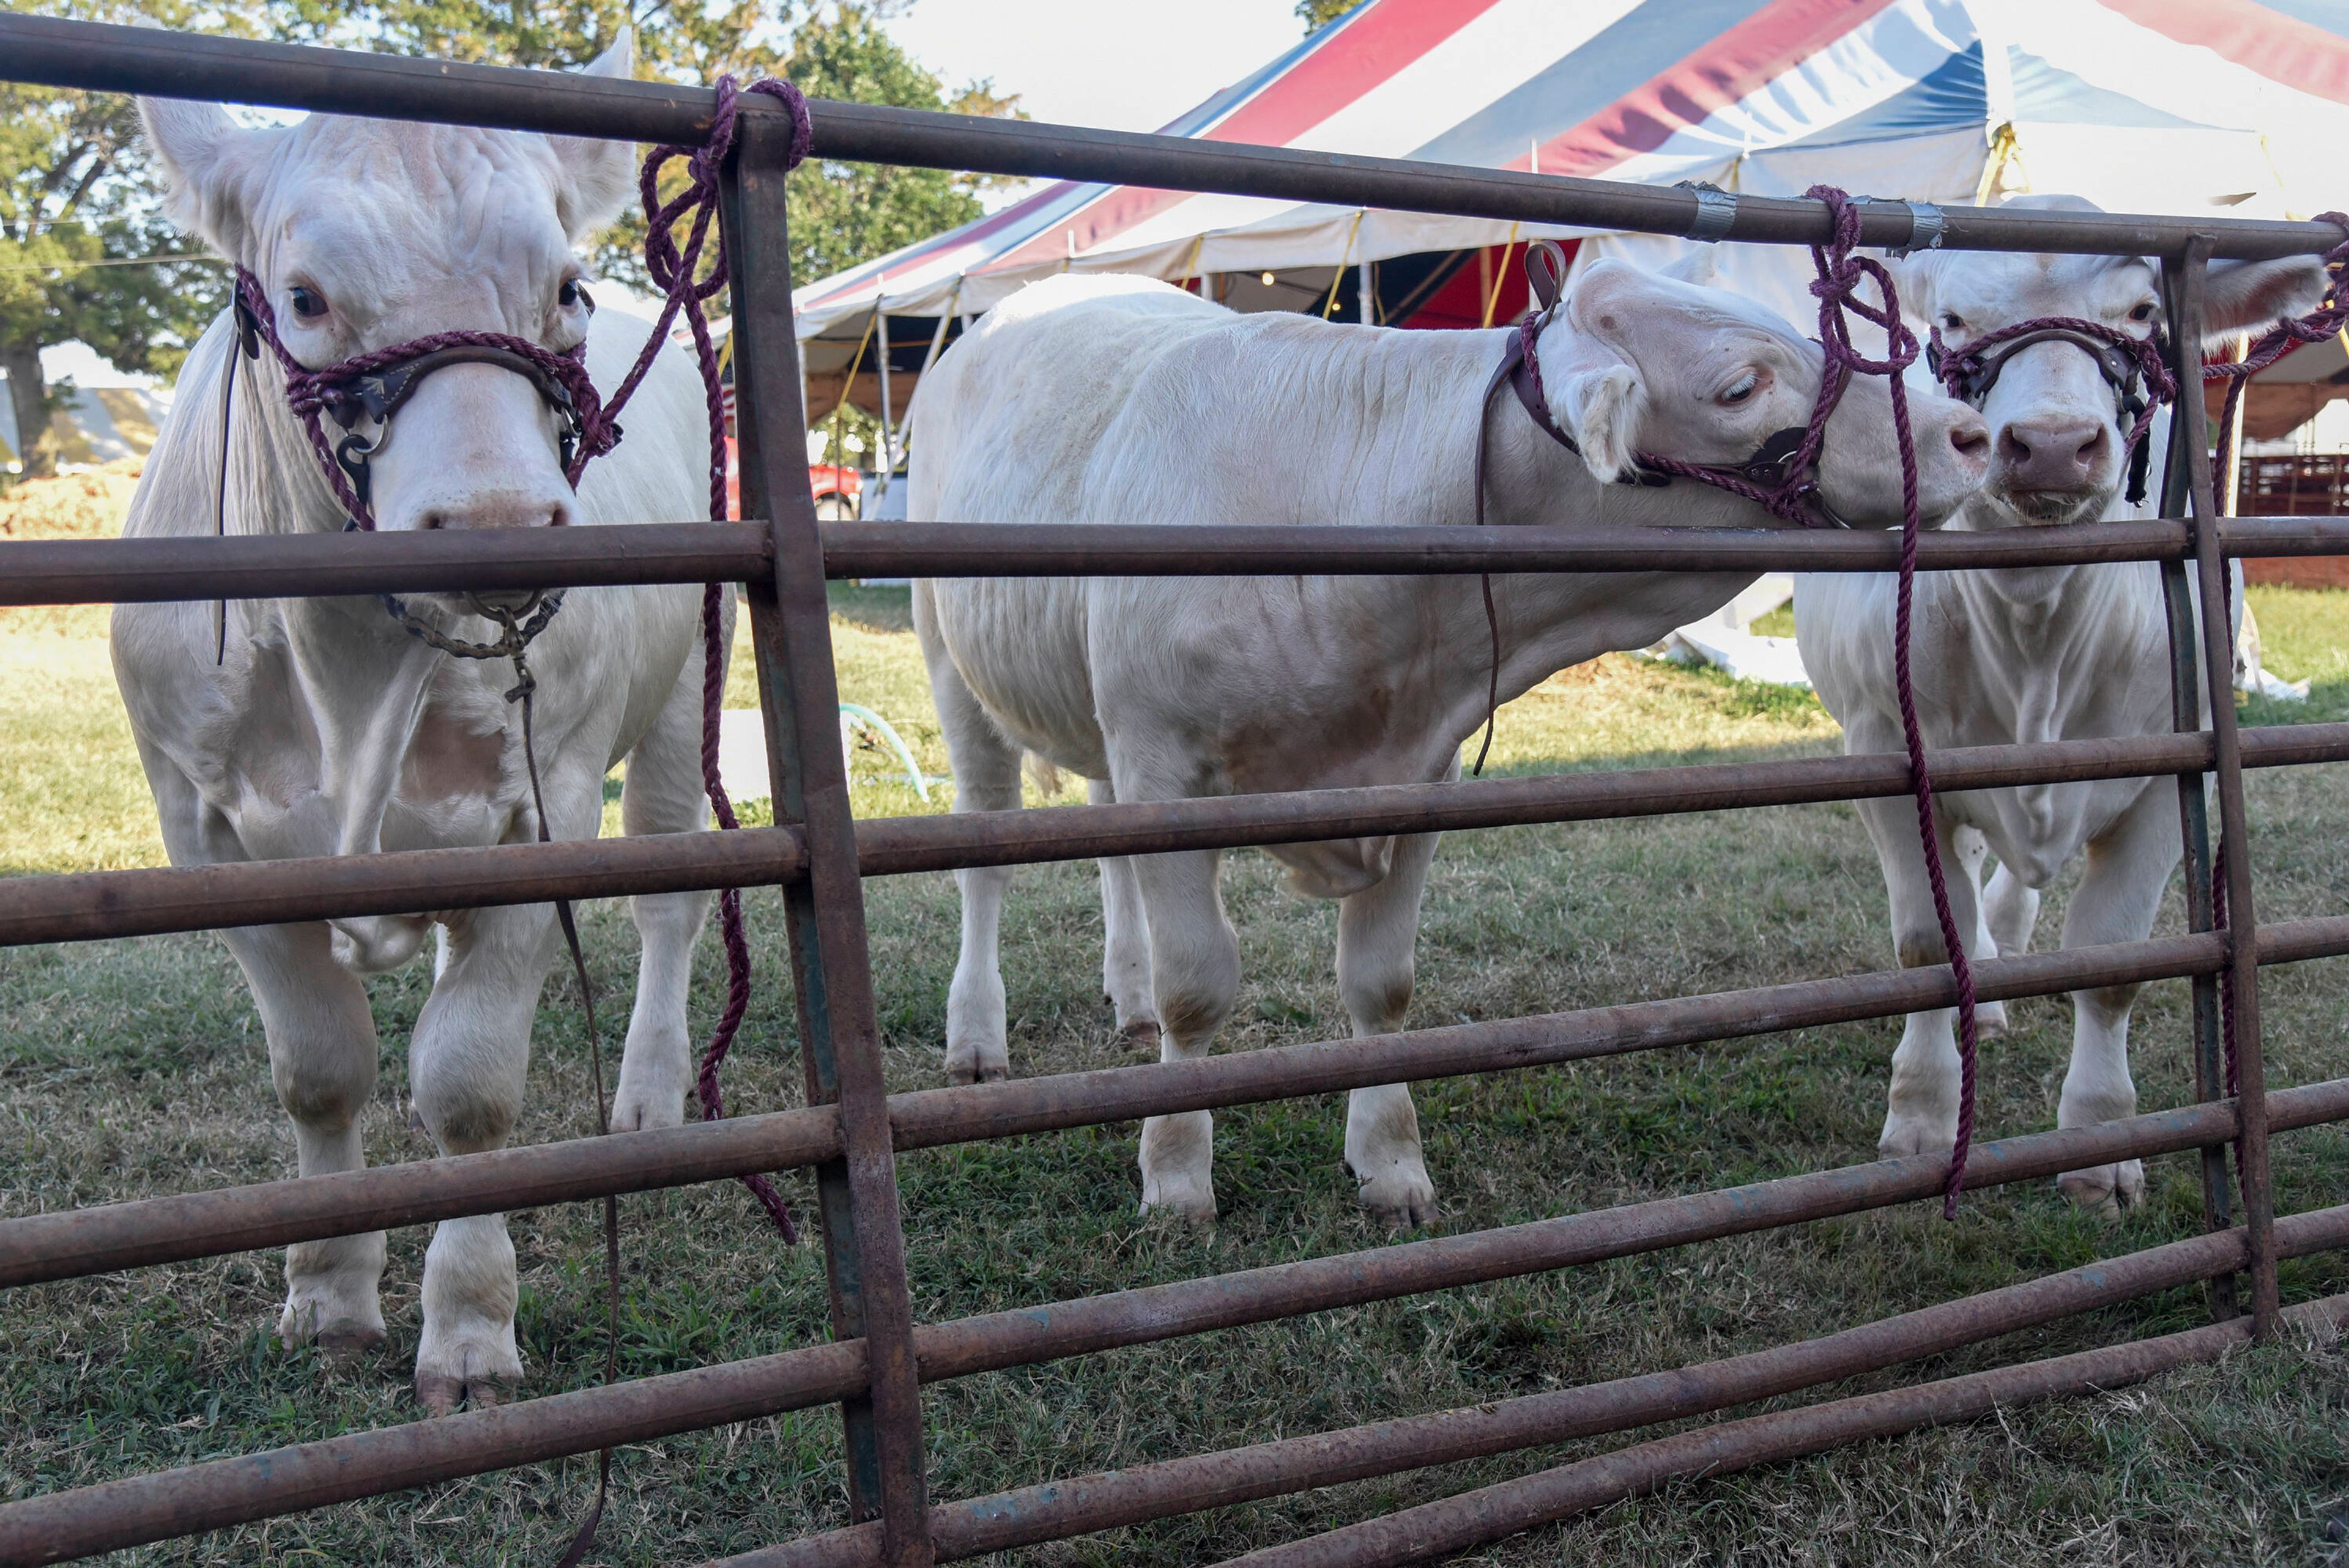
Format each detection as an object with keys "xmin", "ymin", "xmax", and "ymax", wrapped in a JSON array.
[
  {"xmin": 1359, "ymin": 259, "xmax": 1373, "ymax": 325},
  {"xmin": 875, "ymin": 308, "xmax": 894, "ymax": 503}
]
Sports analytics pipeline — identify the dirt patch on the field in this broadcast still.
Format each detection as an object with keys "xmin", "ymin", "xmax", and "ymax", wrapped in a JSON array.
[{"xmin": 0, "ymin": 459, "xmax": 140, "ymax": 542}]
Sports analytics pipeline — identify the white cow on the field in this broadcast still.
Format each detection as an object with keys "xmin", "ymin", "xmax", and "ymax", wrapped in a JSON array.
[
  {"xmin": 910, "ymin": 266, "xmax": 1989, "ymax": 1227},
  {"xmin": 118, "ymin": 40, "xmax": 720, "ymax": 1409},
  {"xmin": 1795, "ymin": 195, "xmax": 2325, "ymax": 1213}
]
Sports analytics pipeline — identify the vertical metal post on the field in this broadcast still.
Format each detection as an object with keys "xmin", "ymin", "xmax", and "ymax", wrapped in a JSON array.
[
  {"xmin": 2155, "ymin": 257, "xmax": 2235, "ymax": 1320},
  {"xmin": 719, "ymin": 109, "xmax": 937, "ymax": 1564},
  {"xmin": 875, "ymin": 309, "xmax": 895, "ymax": 503},
  {"xmin": 2174, "ymin": 237, "xmax": 2279, "ymax": 1336}
]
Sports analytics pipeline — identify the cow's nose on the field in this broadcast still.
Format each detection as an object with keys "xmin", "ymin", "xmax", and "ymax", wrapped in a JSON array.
[
  {"xmin": 420, "ymin": 488, "xmax": 575, "ymax": 530},
  {"xmin": 1995, "ymin": 416, "xmax": 2108, "ymax": 492},
  {"xmin": 1948, "ymin": 413, "xmax": 1991, "ymax": 468}
]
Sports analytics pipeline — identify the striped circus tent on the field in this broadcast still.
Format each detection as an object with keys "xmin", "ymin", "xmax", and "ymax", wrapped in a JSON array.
[{"xmin": 790, "ymin": 0, "xmax": 2349, "ymax": 429}]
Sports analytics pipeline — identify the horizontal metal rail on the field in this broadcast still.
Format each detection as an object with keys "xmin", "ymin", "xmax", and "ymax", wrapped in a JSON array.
[
  {"xmin": 7, "ymin": 1084, "xmax": 2346, "ymax": 1566},
  {"xmin": 815, "ymin": 517, "xmax": 2349, "ymax": 582},
  {"xmin": 713, "ymin": 1202, "xmax": 2349, "ymax": 1566},
  {"xmin": 2, "ymin": 14, "xmax": 2342, "ymax": 261},
  {"xmin": 12, "ymin": 519, "xmax": 2349, "ymax": 608},
  {"xmin": 9, "ymin": 725, "xmax": 2344, "ymax": 949},
  {"xmin": 0, "ymin": 522, "xmax": 770, "ymax": 606},
  {"xmin": 1217, "ymin": 1290, "xmax": 2349, "ymax": 1568}
]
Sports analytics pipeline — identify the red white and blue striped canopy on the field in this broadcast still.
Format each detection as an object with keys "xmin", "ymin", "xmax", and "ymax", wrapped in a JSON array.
[{"xmin": 792, "ymin": 0, "xmax": 2349, "ymax": 337}]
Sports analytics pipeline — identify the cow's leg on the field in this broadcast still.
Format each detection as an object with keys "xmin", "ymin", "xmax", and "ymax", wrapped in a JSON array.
[
  {"xmin": 409, "ymin": 900, "xmax": 555, "ymax": 1411},
  {"xmin": 2051, "ymin": 788, "xmax": 2178, "ymax": 1215},
  {"xmin": 221, "ymin": 920, "xmax": 388, "ymax": 1359},
  {"xmin": 610, "ymin": 655, "xmax": 716, "ymax": 1132},
  {"xmin": 1130, "ymin": 846, "xmax": 1240, "ymax": 1222},
  {"xmin": 922, "ymin": 619, "xmax": 1022, "ymax": 1085},
  {"xmin": 1089, "ymin": 776, "xmax": 1159, "ymax": 1053},
  {"xmin": 1954, "ymin": 827, "xmax": 2009, "ymax": 1037},
  {"xmin": 1859, "ymin": 796, "xmax": 1984, "ymax": 1159},
  {"xmin": 1336, "ymin": 830, "xmax": 1439, "ymax": 1229}
]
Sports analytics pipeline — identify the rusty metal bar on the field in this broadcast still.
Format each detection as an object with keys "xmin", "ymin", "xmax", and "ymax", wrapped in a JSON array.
[
  {"xmin": 0, "ymin": 1340, "xmax": 870, "ymax": 1568},
  {"xmin": 3, "ymin": 14, "xmax": 2343, "ymax": 262},
  {"xmin": 711, "ymin": 1201, "xmax": 2349, "ymax": 1566},
  {"xmin": 0, "ymin": 826, "xmax": 809, "ymax": 948},
  {"xmin": 722, "ymin": 120, "xmax": 935, "ymax": 1564},
  {"xmin": 12, "ymin": 518, "xmax": 2349, "ymax": 612},
  {"xmin": 815, "ymin": 517, "xmax": 2349, "ymax": 581},
  {"xmin": 2156, "ymin": 261, "xmax": 2235, "ymax": 1318},
  {"xmin": 2178, "ymin": 242, "xmax": 2280, "ymax": 1335},
  {"xmin": 1217, "ymin": 1290, "xmax": 2349, "ymax": 1568},
  {"xmin": 9, "ymin": 1084, "xmax": 2347, "ymax": 1566},
  {"xmin": 0, "ymin": 522, "xmax": 770, "ymax": 607},
  {"xmin": 10, "ymin": 725, "xmax": 2349, "ymax": 950},
  {"xmin": 0, "ymin": 1104, "xmax": 840, "ymax": 1291}
]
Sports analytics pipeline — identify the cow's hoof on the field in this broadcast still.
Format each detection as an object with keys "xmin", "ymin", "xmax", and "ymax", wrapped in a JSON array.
[
  {"xmin": 1138, "ymin": 1173, "xmax": 1217, "ymax": 1227},
  {"xmin": 313, "ymin": 1323, "xmax": 387, "ymax": 1367},
  {"xmin": 1119, "ymin": 1020, "xmax": 1162, "ymax": 1056},
  {"xmin": 415, "ymin": 1369, "xmax": 516, "ymax": 1415},
  {"xmin": 415, "ymin": 1324, "xmax": 522, "ymax": 1414},
  {"xmin": 278, "ymin": 1294, "xmax": 386, "ymax": 1361},
  {"xmin": 1349, "ymin": 1159, "xmax": 1436, "ymax": 1230},
  {"xmin": 2057, "ymin": 1160, "xmax": 2143, "ymax": 1218},
  {"xmin": 1877, "ymin": 1111, "xmax": 1958, "ymax": 1161},
  {"xmin": 944, "ymin": 1043, "xmax": 1009, "ymax": 1086}
]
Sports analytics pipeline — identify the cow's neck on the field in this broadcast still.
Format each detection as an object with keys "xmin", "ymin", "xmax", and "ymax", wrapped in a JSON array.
[{"xmin": 1466, "ymin": 381, "xmax": 1785, "ymax": 705}]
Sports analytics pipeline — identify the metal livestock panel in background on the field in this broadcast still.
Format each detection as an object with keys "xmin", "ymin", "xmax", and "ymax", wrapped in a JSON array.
[{"xmin": 0, "ymin": 15, "xmax": 2347, "ymax": 1567}]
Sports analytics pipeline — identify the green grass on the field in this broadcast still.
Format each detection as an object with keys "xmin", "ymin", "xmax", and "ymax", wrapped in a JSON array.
[{"xmin": 4, "ymin": 585, "xmax": 2348, "ymax": 1565}]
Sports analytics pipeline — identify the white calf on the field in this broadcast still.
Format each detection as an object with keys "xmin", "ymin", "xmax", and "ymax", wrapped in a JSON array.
[
  {"xmin": 118, "ymin": 39, "xmax": 718, "ymax": 1408},
  {"xmin": 1795, "ymin": 195, "xmax": 2324, "ymax": 1212},
  {"xmin": 911, "ymin": 265, "xmax": 1987, "ymax": 1227}
]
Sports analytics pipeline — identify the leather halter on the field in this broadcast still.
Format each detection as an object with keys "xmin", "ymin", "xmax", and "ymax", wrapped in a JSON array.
[{"xmin": 1928, "ymin": 317, "xmax": 2173, "ymax": 506}]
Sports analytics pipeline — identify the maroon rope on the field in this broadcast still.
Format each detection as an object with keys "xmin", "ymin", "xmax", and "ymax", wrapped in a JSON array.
[
  {"xmin": 1784, "ymin": 186, "xmax": 1983, "ymax": 1219},
  {"xmin": 634, "ymin": 75, "xmax": 812, "ymax": 1244}
]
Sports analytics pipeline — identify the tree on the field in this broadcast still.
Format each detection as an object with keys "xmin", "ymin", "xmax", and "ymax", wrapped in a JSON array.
[
  {"xmin": 1, "ymin": 0, "xmax": 238, "ymax": 481},
  {"xmin": 1296, "ymin": 0, "xmax": 1356, "ymax": 32}
]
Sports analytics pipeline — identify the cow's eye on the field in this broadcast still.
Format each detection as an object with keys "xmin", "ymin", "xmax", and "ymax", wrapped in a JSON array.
[
  {"xmin": 1939, "ymin": 311, "xmax": 1964, "ymax": 330},
  {"xmin": 2129, "ymin": 301, "xmax": 2157, "ymax": 323},
  {"xmin": 288, "ymin": 286, "xmax": 328, "ymax": 320},
  {"xmin": 1720, "ymin": 372, "xmax": 1760, "ymax": 405},
  {"xmin": 559, "ymin": 276, "xmax": 591, "ymax": 312}
]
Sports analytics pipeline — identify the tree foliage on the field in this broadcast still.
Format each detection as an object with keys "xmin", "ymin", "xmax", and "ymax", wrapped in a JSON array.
[
  {"xmin": 0, "ymin": 0, "xmax": 1017, "ymax": 480},
  {"xmin": 1, "ymin": 0, "xmax": 245, "ymax": 478},
  {"xmin": 1295, "ymin": 0, "xmax": 1356, "ymax": 33}
]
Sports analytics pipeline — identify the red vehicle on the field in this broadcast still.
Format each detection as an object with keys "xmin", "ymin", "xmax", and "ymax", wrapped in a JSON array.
[{"xmin": 723, "ymin": 435, "xmax": 862, "ymax": 520}]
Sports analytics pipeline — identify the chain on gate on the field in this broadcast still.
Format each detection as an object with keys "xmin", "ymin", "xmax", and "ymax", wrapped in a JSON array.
[{"xmin": 213, "ymin": 72, "xmax": 817, "ymax": 1562}]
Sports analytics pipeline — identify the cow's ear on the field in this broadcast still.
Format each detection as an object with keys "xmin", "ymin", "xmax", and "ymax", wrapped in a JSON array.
[
  {"xmin": 2203, "ymin": 254, "xmax": 2329, "ymax": 344},
  {"xmin": 549, "ymin": 31, "xmax": 639, "ymax": 242},
  {"xmin": 1535, "ymin": 314, "xmax": 1646, "ymax": 482},
  {"xmin": 1661, "ymin": 245, "xmax": 1721, "ymax": 287},
  {"xmin": 1884, "ymin": 246, "xmax": 1950, "ymax": 327},
  {"xmin": 140, "ymin": 98, "xmax": 281, "ymax": 260}
]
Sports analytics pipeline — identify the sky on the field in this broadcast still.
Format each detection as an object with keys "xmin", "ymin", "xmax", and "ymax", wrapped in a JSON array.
[{"xmin": 884, "ymin": 0, "xmax": 1308, "ymax": 136}]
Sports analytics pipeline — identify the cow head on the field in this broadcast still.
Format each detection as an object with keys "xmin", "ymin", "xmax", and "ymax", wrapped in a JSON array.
[
  {"xmin": 1535, "ymin": 257, "xmax": 1989, "ymax": 527},
  {"xmin": 1895, "ymin": 194, "xmax": 2328, "ymax": 527},
  {"xmin": 140, "ymin": 37, "xmax": 639, "ymax": 534}
]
